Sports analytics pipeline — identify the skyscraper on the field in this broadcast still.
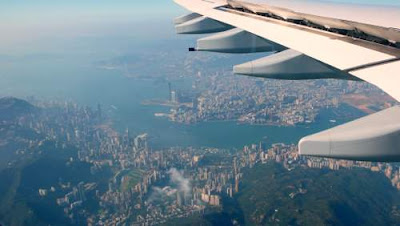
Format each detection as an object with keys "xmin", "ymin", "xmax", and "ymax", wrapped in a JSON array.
[
  {"xmin": 97, "ymin": 103, "xmax": 102, "ymax": 119},
  {"xmin": 235, "ymin": 174, "xmax": 239, "ymax": 193},
  {"xmin": 171, "ymin": 90, "xmax": 178, "ymax": 103},
  {"xmin": 177, "ymin": 192, "xmax": 183, "ymax": 207},
  {"xmin": 168, "ymin": 82, "xmax": 172, "ymax": 101}
]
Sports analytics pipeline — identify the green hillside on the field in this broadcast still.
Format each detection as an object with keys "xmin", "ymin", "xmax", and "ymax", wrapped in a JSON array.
[
  {"xmin": 0, "ymin": 97, "xmax": 36, "ymax": 121},
  {"xmin": 235, "ymin": 163, "xmax": 400, "ymax": 226}
]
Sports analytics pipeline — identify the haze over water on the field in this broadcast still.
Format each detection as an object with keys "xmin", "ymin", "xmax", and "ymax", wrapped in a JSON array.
[
  {"xmin": 0, "ymin": 48, "xmax": 363, "ymax": 149},
  {"xmin": 0, "ymin": 0, "xmax": 366, "ymax": 149}
]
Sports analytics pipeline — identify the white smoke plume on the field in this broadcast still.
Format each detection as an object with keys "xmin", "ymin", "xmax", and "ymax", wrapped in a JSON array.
[
  {"xmin": 168, "ymin": 168, "xmax": 191, "ymax": 194},
  {"xmin": 147, "ymin": 186, "xmax": 177, "ymax": 203},
  {"xmin": 147, "ymin": 168, "xmax": 191, "ymax": 203}
]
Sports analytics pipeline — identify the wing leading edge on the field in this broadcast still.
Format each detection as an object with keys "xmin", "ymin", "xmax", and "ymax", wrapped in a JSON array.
[{"xmin": 173, "ymin": 0, "xmax": 400, "ymax": 162}]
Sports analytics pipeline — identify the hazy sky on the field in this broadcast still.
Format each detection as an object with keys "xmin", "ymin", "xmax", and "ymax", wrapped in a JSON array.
[
  {"xmin": 0, "ymin": 0, "xmax": 186, "ymax": 53},
  {"xmin": 1, "ymin": 0, "xmax": 182, "ymax": 20},
  {"xmin": 1, "ymin": 0, "xmax": 399, "ymax": 54}
]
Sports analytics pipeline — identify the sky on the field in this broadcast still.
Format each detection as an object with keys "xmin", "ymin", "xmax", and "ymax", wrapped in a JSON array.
[
  {"xmin": 0, "ymin": 0, "xmax": 186, "ymax": 53},
  {"xmin": 0, "ymin": 0, "xmax": 399, "ymax": 54},
  {"xmin": 0, "ymin": 0, "xmax": 183, "ymax": 20}
]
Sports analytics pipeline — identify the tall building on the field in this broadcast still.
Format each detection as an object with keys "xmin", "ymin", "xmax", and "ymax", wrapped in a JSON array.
[
  {"xmin": 209, "ymin": 195, "xmax": 220, "ymax": 206},
  {"xmin": 134, "ymin": 134, "xmax": 148, "ymax": 151},
  {"xmin": 97, "ymin": 103, "xmax": 102, "ymax": 119},
  {"xmin": 125, "ymin": 128, "xmax": 129, "ymax": 138},
  {"xmin": 177, "ymin": 192, "xmax": 183, "ymax": 207},
  {"xmin": 233, "ymin": 157, "xmax": 238, "ymax": 176},
  {"xmin": 168, "ymin": 82, "xmax": 178, "ymax": 103},
  {"xmin": 171, "ymin": 90, "xmax": 178, "ymax": 103},
  {"xmin": 123, "ymin": 128, "xmax": 130, "ymax": 146},
  {"xmin": 227, "ymin": 184, "xmax": 233, "ymax": 198},
  {"xmin": 235, "ymin": 174, "xmax": 239, "ymax": 193},
  {"xmin": 168, "ymin": 82, "xmax": 172, "ymax": 101}
]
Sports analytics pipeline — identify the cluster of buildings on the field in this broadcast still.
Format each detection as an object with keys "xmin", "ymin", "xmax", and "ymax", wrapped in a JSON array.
[
  {"xmin": 165, "ymin": 70, "xmax": 385, "ymax": 126},
  {"xmin": 9, "ymin": 100, "xmax": 240, "ymax": 225},
  {"xmin": 262, "ymin": 143, "xmax": 400, "ymax": 191},
  {"xmin": 6, "ymin": 95, "xmax": 400, "ymax": 225}
]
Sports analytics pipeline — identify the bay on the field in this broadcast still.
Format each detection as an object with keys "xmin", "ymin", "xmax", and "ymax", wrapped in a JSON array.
[{"xmin": 0, "ymin": 55, "xmax": 365, "ymax": 149}]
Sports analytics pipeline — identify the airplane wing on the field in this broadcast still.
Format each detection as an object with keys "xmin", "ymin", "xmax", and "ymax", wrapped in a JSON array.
[{"xmin": 173, "ymin": 0, "xmax": 400, "ymax": 162}]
